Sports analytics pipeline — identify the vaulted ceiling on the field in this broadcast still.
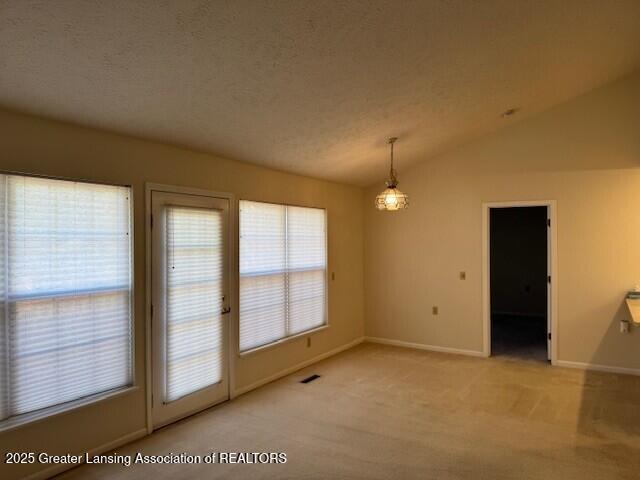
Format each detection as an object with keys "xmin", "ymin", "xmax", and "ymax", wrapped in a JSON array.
[{"xmin": 2, "ymin": 0, "xmax": 640, "ymax": 186}]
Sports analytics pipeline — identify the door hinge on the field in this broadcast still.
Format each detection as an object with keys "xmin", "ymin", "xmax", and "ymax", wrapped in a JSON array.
[
  {"xmin": 150, "ymin": 214, "xmax": 154, "ymax": 229},
  {"xmin": 150, "ymin": 304, "xmax": 154, "ymax": 317},
  {"xmin": 547, "ymin": 218, "xmax": 551, "ymax": 227},
  {"xmin": 547, "ymin": 275, "xmax": 551, "ymax": 283},
  {"xmin": 151, "ymin": 394, "xmax": 154, "ymax": 406},
  {"xmin": 548, "ymin": 332, "xmax": 551, "ymax": 340}
]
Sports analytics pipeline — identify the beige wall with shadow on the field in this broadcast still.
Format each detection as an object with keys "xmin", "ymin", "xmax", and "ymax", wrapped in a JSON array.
[{"xmin": 364, "ymin": 69, "xmax": 640, "ymax": 368}]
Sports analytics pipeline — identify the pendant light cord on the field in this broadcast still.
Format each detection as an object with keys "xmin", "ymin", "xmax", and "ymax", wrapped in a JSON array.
[
  {"xmin": 388, "ymin": 137, "xmax": 398, "ymax": 185},
  {"xmin": 390, "ymin": 140, "xmax": 394, "ymax": 178}
]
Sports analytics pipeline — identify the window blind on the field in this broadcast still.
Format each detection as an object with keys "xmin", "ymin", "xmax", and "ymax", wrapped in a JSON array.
[
  {"xmin": 165, "ymin": 206, "xmax": 224, "ymax": 402},
  {"xmin": 239, "ymin": 201, "xmax": 326, "ymax": 352},
  {"xmin": 0, "ymin": 174, "xmax": 132, "ymax": 422}
]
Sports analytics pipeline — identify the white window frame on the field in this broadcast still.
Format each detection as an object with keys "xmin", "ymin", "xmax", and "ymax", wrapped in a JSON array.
[
  {"xmin": 0, "ymin": 171, "xmax": 136, "ymax": 433},
  {"xmin": 238, "ymin": 199, "xmax": 329, "ymax": 356}
]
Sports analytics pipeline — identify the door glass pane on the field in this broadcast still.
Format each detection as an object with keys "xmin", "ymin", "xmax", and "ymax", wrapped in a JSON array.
[{"xmin": 165, "ymin": 206, "xmax": 223, "ymax": 402}]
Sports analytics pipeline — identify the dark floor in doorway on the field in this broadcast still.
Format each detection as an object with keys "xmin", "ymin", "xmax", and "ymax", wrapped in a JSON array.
[{"xmin": 491, "ymin": 314, "xmax": 548, "ymax": 363}]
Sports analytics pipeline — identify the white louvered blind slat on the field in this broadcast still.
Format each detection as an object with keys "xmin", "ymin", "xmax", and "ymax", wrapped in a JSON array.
[
  {"xmin": 165, "ymin": 206, "xmax": 224, "ymax": 402},
  {"xmin": 239, "ymin": 201, "xmax": 326, "ymax": 352},
  {"xmin": 287, "ymin": 206, "xmax": 327, "ymax": 335},
  {"xmin": 0, "ymin": 175, "xmax": 132, "ymax": 422}
]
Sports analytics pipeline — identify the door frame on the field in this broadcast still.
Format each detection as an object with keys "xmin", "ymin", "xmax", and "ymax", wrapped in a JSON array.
[
  {"xmin": 145, "ymin": 183, "xmax": 237, "ymax": 433},
  {"xmin": 481, "ymin": 200, "xmax": 558, "ymax": 365}
]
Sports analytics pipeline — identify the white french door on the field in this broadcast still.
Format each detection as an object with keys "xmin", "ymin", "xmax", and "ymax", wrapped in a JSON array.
[{"xmin": 151, "ymin": 190, "xmax": 230, "ymax": 428}]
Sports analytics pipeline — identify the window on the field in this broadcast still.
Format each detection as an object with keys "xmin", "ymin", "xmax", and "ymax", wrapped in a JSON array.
[
  {"xmin": 0, "ymin": 174, "xmax": 132, "ymax": 424},
  {"xmin": 240, "ymin": 201, "xmax": 327, "ymax": 352},
  {"xmin": 164, "ymin": 206, "xmax": 224, "ymax": 401}
]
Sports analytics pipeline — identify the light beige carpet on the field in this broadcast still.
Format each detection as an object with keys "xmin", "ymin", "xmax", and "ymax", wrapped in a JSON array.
[{"xmin": 57, "ymin": 343, "xmax": 640, "ymax": 479}]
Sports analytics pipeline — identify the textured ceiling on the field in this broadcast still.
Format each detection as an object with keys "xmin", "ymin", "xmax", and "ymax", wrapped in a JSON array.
[{"xmin": 1, "ymin": 1, "xmax": 640, "ymax": 186}]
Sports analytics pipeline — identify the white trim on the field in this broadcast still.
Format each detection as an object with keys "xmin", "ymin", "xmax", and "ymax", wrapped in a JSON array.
[
  {"xmin": 239, "ymin": 324, "xmax": 330, "ymax": 357},
  {"xmin": 364, "ymin": 336, "xmax": 485, "ymax": 357},
  {"xmin": 152, "ymin": 395, "xmax": 228, "ymax": 431},
  {"xmin": 23, "ymin": 427, "xmax": 147, "ymax": 480},
  {"xmin": 0, "ymin": 386, "xmax": 139, "ymax": 434},
  {"xmin": 144, "ymin": 185, "xmax": 153, "ymax": 433},
  {"xmin": 145, "ymin": 183, "xmax": 237, "ymax": 432},
  {"xmin": 555, "ymin": 360, "xmax": 640, "ymax": 376},
  {"xmin": 233, "ymin": 336, "xmax": 364, "ymax": 397},
  {"xmin": 146, "ymin": 182, "xmax": 234, "ymax": 199},
  {"xmin": 482, "ymin": 200, "xmax": 558, "ymax": 364}
]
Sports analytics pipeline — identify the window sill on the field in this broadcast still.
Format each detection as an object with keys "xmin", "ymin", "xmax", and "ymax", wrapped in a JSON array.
[
  {"xmin": 239, "ymin": 324, "xmax": 330, "ymax": 357},
  {"xmin": 0, "ymin": 385, "xmax": 139, "ymax": 434}
]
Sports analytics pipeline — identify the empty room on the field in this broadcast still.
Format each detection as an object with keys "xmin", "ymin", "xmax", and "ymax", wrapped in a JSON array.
[{"xmin": 1, "ymin": 1, "xmax": 640, "ymax": 479}]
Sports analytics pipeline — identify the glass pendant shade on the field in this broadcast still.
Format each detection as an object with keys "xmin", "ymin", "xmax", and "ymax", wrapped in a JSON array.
[
  {"xmin": 375, "ymin": 137, "xmax": 409, "ymax": 211},
  {"xmin": 375, "ymin": 185, "xmax": 409, "ymax": 211}
]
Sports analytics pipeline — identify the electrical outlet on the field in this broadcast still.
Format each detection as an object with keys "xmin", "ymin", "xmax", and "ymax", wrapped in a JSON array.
[
  {"xmin": 620, "ymin": 320, "xmax": 630, "ymax": 333},
  {"xmin": 459, "ymin": 271, "xmax": 466, "ymax": 280},
  {"xmin": 432, "ymin": 306, "xmax": 438, "ymax": 315},
  {"xmin": 307, "ymin": 337, "xmax": 311, "ymax": 347}
]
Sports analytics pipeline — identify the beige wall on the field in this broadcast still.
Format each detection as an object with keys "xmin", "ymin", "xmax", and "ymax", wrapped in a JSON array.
[
  {"xmin": 364, "ymin": 70, "xmax": 640, "ymax": 368},
  {"xmin": 0, "ymin": 110, "xmax": 364, "ymax": 479}
]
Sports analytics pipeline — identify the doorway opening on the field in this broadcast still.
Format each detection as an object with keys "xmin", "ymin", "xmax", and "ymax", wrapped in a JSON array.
[{"xmin": 486, "ymin": 204, "xmax": 552, "ymax": 363}]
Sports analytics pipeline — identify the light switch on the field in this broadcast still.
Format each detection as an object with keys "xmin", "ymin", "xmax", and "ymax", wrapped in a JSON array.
[
  {"xmin": 432, "ymin": 306, "xmax": 439, "ymax": 315},
  {"xmin": 460, "ymin": 271, "xmax": 466, "ymax": 280}
]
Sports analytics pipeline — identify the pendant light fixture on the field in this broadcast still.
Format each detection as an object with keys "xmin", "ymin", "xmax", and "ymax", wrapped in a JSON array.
[{"xmin": 375, "ymin": 137, "xmax": 409, "ymax": 211}]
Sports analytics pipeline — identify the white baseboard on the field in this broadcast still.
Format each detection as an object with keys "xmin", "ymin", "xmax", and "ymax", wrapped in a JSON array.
[
  {"xmin": 555, "ymin": 360, "xmax": 640, "ymax": 376},
  {"xmin": 365, "ymin": 336, "xmax": 485, "ymax": 357},
  {"xmin": 23, "ymin": 427, "xmax": 147, "ymax": 480},
  {"xmin": 366, "ymin": 338, "xmax": 640, "ymax": 376},
  {"xmin": 233, "ymin": 336, "xmax": 364, "ymax": 397}
]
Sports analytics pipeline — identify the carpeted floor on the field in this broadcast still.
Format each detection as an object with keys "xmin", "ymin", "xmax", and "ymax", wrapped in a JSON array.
[{"xmin": 57, "ymin": 342, "xmax": 640, "ymax": 480}]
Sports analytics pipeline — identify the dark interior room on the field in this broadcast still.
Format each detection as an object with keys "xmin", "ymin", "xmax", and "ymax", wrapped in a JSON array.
[{"xmin": 490, "ymin": 206, "xmax": 548, "ymax": 362}]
